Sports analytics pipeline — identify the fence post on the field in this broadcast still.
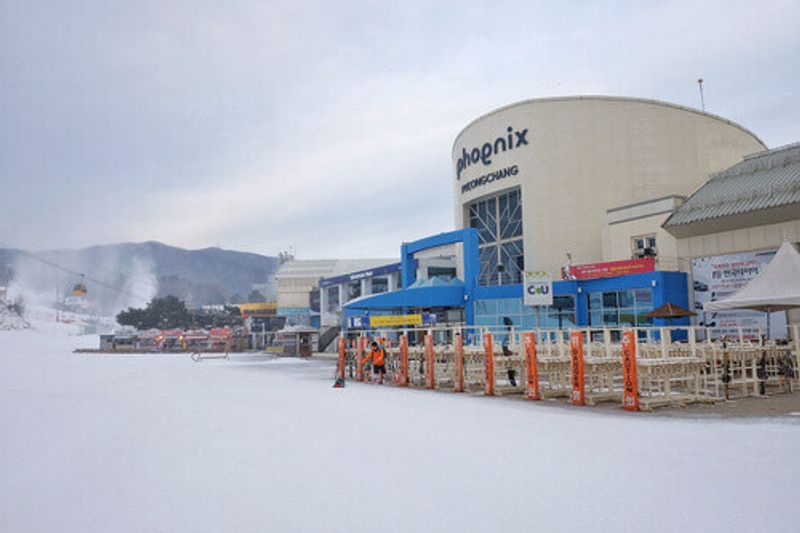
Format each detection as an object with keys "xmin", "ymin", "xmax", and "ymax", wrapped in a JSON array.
[
  {"xmin": 399, "ymin": 333, "xmax": 409, "ymax": 387},
  {"xmin": 356, "ymin": 335, "xmax": 366, "ymax": 382},
  {"xmin": 524, "ymin": 331, "xmax": 540, "ymax": 400},
  {"xmin": 621, "ymin": 330, "xmax": 639, "ymax": 411},
  {"xmin": 425, "ymin": 330, "xmax": 435, "ymax": 389},
  {"xmin": 569, "ymin": 331, "xmax": 585, "ymax": 405},
  {"xmin": 337, "ymin": 336, "xmax": 346, "ymax": 381},
  {"xmin": 454, "ymin": 331, "xmax": 465, "ymax": 393},
  {"xmin": 484, "ymin": 332, "xmax": 495, "ymax": 396}
]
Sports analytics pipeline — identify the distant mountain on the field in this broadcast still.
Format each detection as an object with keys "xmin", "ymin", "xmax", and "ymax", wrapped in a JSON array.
[{"xmin": 0, "ymin": 241, "xmax": 279, "ymax": 311}]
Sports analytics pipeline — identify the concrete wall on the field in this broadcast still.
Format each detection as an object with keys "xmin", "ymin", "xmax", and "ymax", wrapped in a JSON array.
[
  {"xmin": 676, "ymin": 219, "xmax": 800, "ymax": 267},
  {"xmin": 276, "ymin": 277, "xmax": 316, "ymax": 309},
  {"xmin": 452, "ymin": 96, "xmax": 766, "ymax": 275},
  {"xmin": 605, "ymin": 196, "xmax": 686, "ymax": 271}
]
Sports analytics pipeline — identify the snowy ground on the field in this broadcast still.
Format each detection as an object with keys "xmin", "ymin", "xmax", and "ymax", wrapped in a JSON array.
[{"xmin": 1, "ymin": 326, "xmax": 799, "ymax": 532}]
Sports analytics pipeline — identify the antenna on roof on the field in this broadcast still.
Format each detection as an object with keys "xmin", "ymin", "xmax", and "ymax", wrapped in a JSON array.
[{"xmin": 697, "ymin": 78, "xmax": 705, "ymax": 111}]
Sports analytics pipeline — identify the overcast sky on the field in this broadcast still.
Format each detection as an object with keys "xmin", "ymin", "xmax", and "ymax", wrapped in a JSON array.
[{"xmin": 1, "ymin": 0, "xmax": 799, "ymax": 258}]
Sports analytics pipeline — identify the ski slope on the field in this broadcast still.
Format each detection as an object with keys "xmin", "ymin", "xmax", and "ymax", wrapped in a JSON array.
[{"xmin": 1, "ymin": 326, "xmax": 798, "ymax": 532}]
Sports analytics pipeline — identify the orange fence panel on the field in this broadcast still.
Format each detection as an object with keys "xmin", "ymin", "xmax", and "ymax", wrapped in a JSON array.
[
  {"xmin": 356, "ymin": 336, "xmax": 366, "ymax": 382},
  {"xmin": 484, "ymin": 333, "xmax": 495, "ymax": 396},
  {"xmin": 399, "ymin": 334, "xmax": 409, "ymax": 387},
  {"xmin": 454, "ymin": 333, "xmax": 465, "ymax": 393},
  {"xmin": 424, "ymin": 333, "xmax": 435, "ymax": 389},
  {"xmin": 524, "ymin": 332, "xmax": 540, "ymax": 400},
  {"xmin": 621, "ymin": 330, "xmax": 639, "ymax": 411},
  {"xmin": 337, "ymin": 337, "xmax": 346, "ymax": 381},
  {"xmin": 569, "ymin": 331, "xmax": 585, "ymax": 406}
]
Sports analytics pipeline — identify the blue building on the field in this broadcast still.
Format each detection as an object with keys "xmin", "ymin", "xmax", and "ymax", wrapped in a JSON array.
[{"xmin": 344, "ymin": 228, "xmax": 689, "ymax": 334}]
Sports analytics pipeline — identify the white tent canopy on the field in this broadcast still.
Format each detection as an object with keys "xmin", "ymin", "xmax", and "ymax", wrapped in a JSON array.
[{"xmin": 704, "ymin": 241, "xmax": 800, "ymax": 312}]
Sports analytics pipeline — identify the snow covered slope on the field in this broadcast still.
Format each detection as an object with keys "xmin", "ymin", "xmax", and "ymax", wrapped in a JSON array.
[{"xmin": 1, "ymin": 328, "xmax": 798, "ymax": 532}]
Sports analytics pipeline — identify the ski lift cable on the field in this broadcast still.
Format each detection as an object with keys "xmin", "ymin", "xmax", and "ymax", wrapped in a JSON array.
[
  {"xmin": 0, "ymin": 229, "xmax": 160, "ymax": 289},
  {"xmin": 0, "ymin": 242, "xmax": 151, "ymax": 302}
]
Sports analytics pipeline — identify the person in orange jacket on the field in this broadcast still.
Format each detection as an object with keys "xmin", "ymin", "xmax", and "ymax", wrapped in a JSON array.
[{"xmin": 361, "ymin": 340, "xmax": 387, "ymax": 384}]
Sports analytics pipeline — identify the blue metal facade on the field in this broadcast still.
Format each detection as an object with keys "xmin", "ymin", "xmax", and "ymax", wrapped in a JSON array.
[{"xmin": 344, "ymin": 230, "xmax": 689, "ymax": 330}]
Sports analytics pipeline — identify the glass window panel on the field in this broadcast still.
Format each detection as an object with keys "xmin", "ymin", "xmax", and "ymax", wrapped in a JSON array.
[
  {"xmin": 602, "ymin": 292, "xmax": 618, "ymax": 308},
  {"xmin": 618, "ymin": 308, "xmax": 636, "ymax": 326},
  {"xmin": 347, "ymin": 281, "xmax": 361, "ymax": 300},
  {"xmin": 499, "ymin": 239, "xmax": 524, "ymax": 284},
  {"xmin": 469, "ymin": 198, "xmax": 498, "ymax": 245},
  {"xmin": 588, "ymin": 293, "xmax": 602, "ymax": 310},
  {"xmin": 602, "ymin": 311, "xmax": 619, "ymax": 325},
  {"xmin": 371, "ymin": 277, "xmax": 388, "ymax": 294},
  {"xmin": 475, "ymin": 299, "xmax": 498, "ymax": 315},
  {"xmin": 499, "ymin": 190, "xmax": 523, "ymax": 239},
  {"xmin": 478, "ymin": 245, "xmax": 499, "ymax": 286},
  {"xmin": 553, "ymin": 295, "xmax": 575, "ymax": 311},
  {"xmin": 618, "ymin": 290, "xmax": 634, "ymax": 308},
  {"xmin": 589, "ymin": 311, "xmax": 603, "ymax": 326},
  {"xmin": 498, "ymin": 298, "xmax": 522, "ymax": 315},
  {"xmin": 635, "ymin": 289, "xmax": 653, "ymax": 306}
]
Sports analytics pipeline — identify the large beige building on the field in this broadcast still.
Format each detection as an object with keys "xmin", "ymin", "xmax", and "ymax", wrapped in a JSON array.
[{"xmin": 452, "ymin": 96, "xmax": 766, "ymax": 283}]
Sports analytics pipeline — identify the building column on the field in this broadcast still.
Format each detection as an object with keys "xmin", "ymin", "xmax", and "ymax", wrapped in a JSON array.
[
  {"xmin": 320, "ymin": 286, "xmax": 328, "ymax": 315},
  {"xmin": 388, "ymin": 273, "xmax": 398, "ymax": 292},
  {"xmin": 338, "ymin": 283, "xmax": 345, "ymax": 305},
  {"xmin": 361, "ymin": 277, "xmax": 371, "ymax": 296}
]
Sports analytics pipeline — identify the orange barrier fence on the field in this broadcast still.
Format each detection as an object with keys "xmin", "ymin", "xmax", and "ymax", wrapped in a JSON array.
[
  {"xmin": 454, "ymin": 333, "xmax": 465, "ymax": 393},
  {"xmin": 424, "ymin": 334, "xmax": 435, "ymax": 390},
  {"xmin": 524, "ymin": 332, "xmax": 540, "ymax": 401},
  {"xmin": 339, "ymin": 325, "xmax": 800, "ymax": 411},
  {"xmin": 621, "ymin": 330, "xmax": 639, "ymax": 411},
  {"xmin": 484, "ymin": 333, "xmax": 494, "ymax": 396}
]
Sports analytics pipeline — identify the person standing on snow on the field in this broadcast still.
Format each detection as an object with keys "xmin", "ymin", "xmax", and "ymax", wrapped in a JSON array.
[{"xmin": 361, "ymin": 341, "xmax": 387, "ymax": 384}]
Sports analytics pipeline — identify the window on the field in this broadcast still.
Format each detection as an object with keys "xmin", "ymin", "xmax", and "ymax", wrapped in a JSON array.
[
  {"xmin": 347, "ymin": 281, "xmax": 361, "ymax": 301},
  {"xmin": 632, "ymin": 233, "xmax": 657, "ymax": 259},
  {"xmin": 325, "ymin": 286, "xmax": 340, "ymax": 312},
  {"xmin": 371, "ymin": 277, "xmax": 388, "ymax": 294},
  {"xmin": 537, "ymin": 296, "xmax": 576, "ymax": 329},
  {"xmin": 468, "ymin": 188, "xmax": 524, "ymax": 286},
  {"xmin": 587, "ymin": 288, "xmax": 654, "ymax": 327}
]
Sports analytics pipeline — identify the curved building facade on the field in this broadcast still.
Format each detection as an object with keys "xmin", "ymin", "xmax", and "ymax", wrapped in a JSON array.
[{"xmin": 452, "ymin": 96, "xmax": 766, "ymax": 285}]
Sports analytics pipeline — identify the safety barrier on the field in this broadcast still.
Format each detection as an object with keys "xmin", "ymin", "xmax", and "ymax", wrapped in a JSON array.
[{"xmin": 339, "ymin": 324, "xmax": 800, "ymax": 411}]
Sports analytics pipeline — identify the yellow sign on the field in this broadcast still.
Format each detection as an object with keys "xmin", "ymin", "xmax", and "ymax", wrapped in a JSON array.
[
  {"xmin": 238, "ymin": 302, "xmax": 277, "ymax": 313},
  {"xmin": 369, "ymin": 314, "xmax": 423, "ymax": 327}
]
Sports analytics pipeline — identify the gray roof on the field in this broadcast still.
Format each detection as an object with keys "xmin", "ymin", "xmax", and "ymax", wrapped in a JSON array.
[{"xmin": 665, "ymin": 142, "xmax": 800, "ymax": 228}]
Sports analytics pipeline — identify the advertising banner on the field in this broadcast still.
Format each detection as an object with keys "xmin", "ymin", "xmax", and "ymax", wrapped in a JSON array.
[
  {"xmin": 569, "ymin": 331, "xmax": 585, "ymax": 406},
  {"xmin": 368, "ymin": 313, "xmax": 437, "ymax": 328},
  {"xmin": 524, "ymin": 271, "xmax": 553, "ymax": 306},
  {"xmin": 621, "ymin": 330, "xmax": 639, "ymax": 411},
  {"xmin": 348, "ymin": 316, "xmax": 370, "ymax": 329},
  {"xmin": 523, "ymin": 332, "xmax": 540, "ymax": 400},
  {"xmin": 691, "ymin": 249, "xmax": 786, "ymax": 339},
  {"xmin": 569, "ymin": 257, "xmax": 655, "ymax": 280}
]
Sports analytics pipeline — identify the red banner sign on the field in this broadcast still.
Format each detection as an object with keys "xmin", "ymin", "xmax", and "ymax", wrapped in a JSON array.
[{"xmin": 569, "ymin": 257, "xmax": 655, "ymax": 280}]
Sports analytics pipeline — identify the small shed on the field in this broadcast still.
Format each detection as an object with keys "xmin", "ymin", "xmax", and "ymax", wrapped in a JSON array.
[{"xmin": 275, "ymin": 325, "xmax": 319, "ymax": 357}]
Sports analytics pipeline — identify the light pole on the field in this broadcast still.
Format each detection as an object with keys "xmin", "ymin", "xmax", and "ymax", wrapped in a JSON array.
[{"xmin": 697, "ymin": 78, "xmax": 705, "ymax": 111}]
